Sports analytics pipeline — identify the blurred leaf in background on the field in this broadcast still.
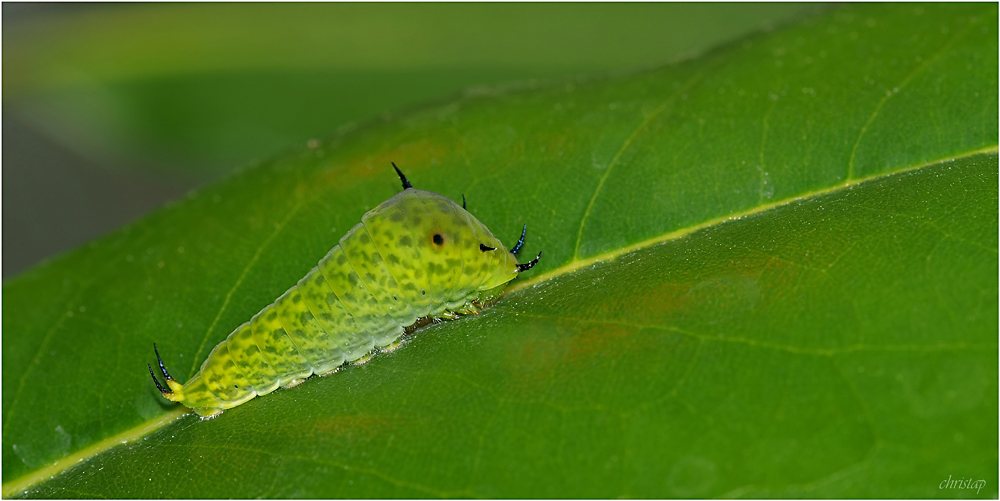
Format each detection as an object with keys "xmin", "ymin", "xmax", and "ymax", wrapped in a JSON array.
[{"xmin": 2, "ymin": 3, "xmax": 817, "ymax": 277}]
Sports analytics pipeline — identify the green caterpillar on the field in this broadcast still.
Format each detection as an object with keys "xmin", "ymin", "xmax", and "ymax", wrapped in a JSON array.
[{"xmin": 148, "ymin": 164, "xmax": 541, "ymax": 418}]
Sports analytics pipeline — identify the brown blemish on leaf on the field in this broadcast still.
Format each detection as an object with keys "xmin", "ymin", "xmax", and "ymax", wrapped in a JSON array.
[
  {"xmin": 561, "ymin": 321, "xmax": 633, "ymax": 366},
  {"xmin": 287, "ymin": 414, "xmax": 407, "ymax": 443}
]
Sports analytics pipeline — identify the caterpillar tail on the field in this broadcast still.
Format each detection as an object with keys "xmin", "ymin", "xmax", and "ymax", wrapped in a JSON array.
[{"xmin": 147, "ymin": 343, "xmax": 223, "ymax": 419}]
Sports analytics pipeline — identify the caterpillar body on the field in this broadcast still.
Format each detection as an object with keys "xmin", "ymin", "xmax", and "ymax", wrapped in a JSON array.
[{"xmin": 148, "ymin": 164, "xmax": 541, "ymax": 418}]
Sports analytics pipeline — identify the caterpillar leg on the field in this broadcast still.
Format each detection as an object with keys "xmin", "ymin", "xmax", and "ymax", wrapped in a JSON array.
[
  {"xmin": 455, "ymin": 303, "xmax": 481, "ymax": 316},
  {"xmin": 379, "ymin": 340, "xmax": 403, "ymax": 353},
  {"xmin": 192, "ymin": 408, "xmax": 223, "ymax": 419},
  {"xmin": 317, "ymin": 366, "xmax": 341, "ymax": 377},
  {"xmin": 352, "ymin": 351, "xmax": 375, "ymax": 365}
]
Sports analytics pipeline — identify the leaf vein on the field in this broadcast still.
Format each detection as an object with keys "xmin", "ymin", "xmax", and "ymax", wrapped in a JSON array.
[
  {"xmin": 846, "ymin": 15, "xmax": 978, "ymax": 180},
  {"xmin": 2, "ymin": 302, "xmax": 74, "ymax": 439},
  {"xmin": 572, "ymin": 70, "xmax": 707, "ymax": 260},
  {"xmin": 186, "ymin": 200, "xmax": 303, "ymax": 377},
  {"xmin": 517, "ymin": 313, "xmax": 996, "ymax": 356}
]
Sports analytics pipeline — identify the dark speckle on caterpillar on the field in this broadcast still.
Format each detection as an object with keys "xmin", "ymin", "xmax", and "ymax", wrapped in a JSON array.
[{"xmin": 148, "ymin": 164, "xmax": 542, "ymax": 418}]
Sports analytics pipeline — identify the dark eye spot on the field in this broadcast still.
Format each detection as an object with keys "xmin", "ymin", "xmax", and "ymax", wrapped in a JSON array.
[
  {"xmin": 421, "ymin": 290, "xmax": 426, "ymax": 295},
  {"xmin": 433, "ymin": 234, "xmax": 444, "ymax": 245},
  {"xmin": 480, "ymin": 243, "xmax": 496, "ymax": 252}
]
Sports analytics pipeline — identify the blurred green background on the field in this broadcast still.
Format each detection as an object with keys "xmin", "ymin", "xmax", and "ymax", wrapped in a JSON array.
[{"xmin": 2, "ymin": 2, "xmax": 820, "ymax": 278}]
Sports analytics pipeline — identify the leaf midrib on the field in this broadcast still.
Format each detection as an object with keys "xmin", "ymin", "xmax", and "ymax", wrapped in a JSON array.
[{"xmin": 2, "ymin": 145, "xmax": 996, "ymax": 498}]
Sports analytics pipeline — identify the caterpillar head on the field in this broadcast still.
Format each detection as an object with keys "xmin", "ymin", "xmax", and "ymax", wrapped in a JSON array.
[{"xmin": 361, "ymin": 164, "xmax": 541, "ymax": 307}]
